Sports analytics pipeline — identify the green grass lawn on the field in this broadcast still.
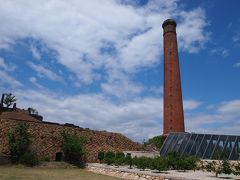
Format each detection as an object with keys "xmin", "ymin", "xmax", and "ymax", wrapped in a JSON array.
[{"xmin": 0, "ymin": 165, "xmax": 123, "ymax": 180}]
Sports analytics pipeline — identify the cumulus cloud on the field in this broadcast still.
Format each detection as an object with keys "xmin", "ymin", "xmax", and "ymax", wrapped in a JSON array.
[
  {"xmin": 0, "ymin": 69, "xmax": 22, "ymax": 87},
  {"xmin": 186, "ymin": 99, "xmax": 240, "ymax": 136},
  {"xmin": 0, "ymin": 0, "xmax": 208, "ymax": 85},
  {"xmin": 0, "ymin": 57, "xmax": 16, "ymax": 72},
  {"xmin": 30, "ymin": 45, "xmax": 41, "ymax": 60},
  {"xmin": 13, "ymin": 88, "xmax": 204, "ymax": 141},
  {"xmin": 27, "ymin": 62, "xmax": 63, "ymax": 82}
]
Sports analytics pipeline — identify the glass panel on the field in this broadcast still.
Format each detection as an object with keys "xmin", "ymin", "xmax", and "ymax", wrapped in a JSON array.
[
  {"xmin": 160, "ymin": 133, "xmax": 175, "ymax": 156},
  {"xmin": 229, "ymin": 137, "xmax": 238, "ymax": 160},
  {"xmin": 178, "ymin": 133, "xmax": 191, "ymax": 154},
  {"xmin": 211, "ymin": 135, "xmax": 227, "ymax": 159},
  {"xmin": 190, "ymin": 134, "xmax": 203, "ymax": 156},
  {"xmin": 167, "ymin": 133, "xmax": 181, "ymax": 154},
  {"xmin": 224, "ymin": 136, "xmax": 236, "ymax": 159},
  {"xmin": 196, "ymin": 134, "xmax": 211, "ymax": 158},
  {"xmin": 204, "ymin": 135, "xmax": 218, "ymax": 159},
  {"xmin": 174, "ymin": 133, "xmax": 187, "ymax": 153},
  {"xmin": 238, "ymin": 139, "xmax": 240, "ymax": 160},
  {"xmin": 182, "ymin": 134, "xmax": 197, "ymax": 155}
]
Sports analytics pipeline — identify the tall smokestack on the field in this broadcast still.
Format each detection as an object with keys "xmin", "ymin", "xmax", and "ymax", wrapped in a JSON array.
[{"xmin": 162, "ymin": 19, "xmax": 185, "ymax": 136}]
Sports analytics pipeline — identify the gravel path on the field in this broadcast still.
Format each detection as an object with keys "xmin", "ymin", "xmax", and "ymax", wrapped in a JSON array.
[{"xmin": 88, "ymin": 163, "xmax": 240, "ymax": 180}]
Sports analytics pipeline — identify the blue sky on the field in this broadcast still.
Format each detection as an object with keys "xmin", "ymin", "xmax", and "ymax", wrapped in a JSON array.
[{"xmin": 0, "ymin": 0, "xmax": 240, "ymax": 142}]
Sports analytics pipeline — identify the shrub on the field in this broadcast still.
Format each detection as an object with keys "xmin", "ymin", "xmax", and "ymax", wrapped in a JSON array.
[
  {"xmin": 98, "ymin": 152, "xmax": 105, "ymax": 163},
  {"xmin": 125, "ymin": 153, "xmax": 133, "ymax": 168},
  {"xmin": 152, "ymin": 157, "xmax": 168, "ymax": 172},
  {"xmin": 114, "ymin": 152, "xmax": 125, "ymax": 167},
  {"xmin": 166, "ymin": 152, "xmax": 199, "ymax": 171},
  {"xmin": 61, "ymin": 131, "xmax": 86, "ymax": 167},
  {"xmin": 178, "ymin": 155, "xmax": 199, "ymax": 171},
  {"xmin": 145, "ymin": 136, "xmax": 164, "ymax": 149},
  {"xmin": 134, "ymin": 157, "xmax": 151, "ymax": 170},
  {"xmin": 233, "ymin": 162, "xmax": 240, "ymax": 175},
  {"xmin": 205, "ymin": 161, "xmax": 222, "ymax": 177},
  {"xmin": 19, "ymin": 151, "xmax": 39, "ymax": 167},
  {"xmin": 167, "ymin": 152, "xmax": 181, "ymax": 170},
  {"xmin": 204, "ymin": 158, "xmax": 232, "ymax": 177},
  {"xmin": 104, "ymin": 151, "xmax": 115, "ymax": 165},
  {"xmin": 221, "ymin": 159, "xmax": 232, "ymax": 175},
  {"xmin": 8, "ymin": 123, "xmax": 31, "ymax": 164},
  {"xmin": 42, "ymin": 156, "xmax": 50, "ymax": 162}
]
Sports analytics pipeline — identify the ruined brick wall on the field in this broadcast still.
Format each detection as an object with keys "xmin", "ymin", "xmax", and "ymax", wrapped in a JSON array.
[{"xmin": 0, "ymin": 118, "xmax": 143, "ymax": 162}]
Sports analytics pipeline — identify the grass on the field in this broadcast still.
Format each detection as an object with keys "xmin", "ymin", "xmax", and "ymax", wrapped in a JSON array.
[{"xmin": 0, "ymin": 165, "xmax": 123, "ymax": 180}]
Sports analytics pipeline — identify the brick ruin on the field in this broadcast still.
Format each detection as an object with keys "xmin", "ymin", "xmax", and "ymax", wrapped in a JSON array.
[{"xmin": 0, "ymin": 95, "xmax": 143, "ymax": 162}]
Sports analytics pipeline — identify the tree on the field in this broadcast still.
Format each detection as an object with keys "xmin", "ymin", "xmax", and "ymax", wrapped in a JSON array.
[
  {"xmin": 152, "ymin": 157, "xmax": 168, "ymax": 172},
  {"xmin": 145, "ymin": 136, "xmax": 164, "ymax": 149},
  {"xmin": 125, "ymin": 153, "xmax": 133, "ymax": 169},
  {"xmin": 61, "ymin": 131, "xmax": 86, "ymax": 167},
  {"xmin": 3, "ymin": 93, "xmax": 17, "ymax": 108},
  {"xmin": 8, "ymin": 123, "xmax": 30, "ymax": 163},
  {"xmin": 104, "ymin": 151, "xmax": 115, "ymax": 165},
  {"xmin": 233, "ymin": 162, "xmax": 240, "ymax": 175},
  {"xmin": 114, "ymin": 152, "xmax": 125, "ymax": 167},
  {"xmin": 98, "ymin": 152, "xmax": 105, "ymax": 163},
  {"xmin": 205, "ymin": 161, "xmax": 222, "ymax": 177}
]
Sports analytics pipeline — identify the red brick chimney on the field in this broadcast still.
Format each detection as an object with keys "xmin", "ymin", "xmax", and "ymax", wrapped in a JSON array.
[{"xmin": 162, "ymin": 19, "xmax": 185, "ymax": 136}]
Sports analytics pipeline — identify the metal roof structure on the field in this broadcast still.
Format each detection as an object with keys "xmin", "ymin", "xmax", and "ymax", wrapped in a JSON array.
[{"xmin": 160, "ymin": 132, "xmax": 240, "ymax": 160}]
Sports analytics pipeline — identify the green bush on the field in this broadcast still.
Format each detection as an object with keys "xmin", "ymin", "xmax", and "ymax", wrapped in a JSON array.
[
  {"xmin": 204, "ymin": 159, "xmax": 232, "ymax": 178},
  {"xmin": 42, "ymin": 156, "xmax": 50, "ymax": 162},
  {"xmin": 205, "ymin": 161, "xmax": 222, "ymax": 177},
  {"xmin": 166, "ymin": 152, "xmax": 199, "ymax": 171},
  {"xmin": 152, "ymin": 157, "xmax": 168, "ymax": 172},
  {"xmin": 233, "ymin": 162, "xmax": 240, "ymax": 175},
  {"xmin": 145, "ymin": 136, "xmax": 164, "ymax": 149},
  {"xmin": 134, "ymin": 157, "xmax": 152, "ymax": 170},
  {"xmin": 8, "ymin": 123, "xmax": 31, "ymax": 164},
  {"xmin": 104, "ymin": 151, "xmax": 115, "ymax": 165},
  {"xmin": 167, "ymin": 152, "xmax": 181, "ymax": 170},
  {"xmin": 114, "ymin": 152, "xmax": 125, "ymax": 167},
  {"xmin": 125, "ymin": 153, "xmax": 133, "ymax": 168},
  {"xmin": 97, "ymin": 152, "xmax": 105, "ymax": 163},
  {"xmin": 61, "ymin": 131, "xmax": 86, "ymax": 167},
  {"xmin": 19, "ymin": 151, "xmax": 39, "ymax": 167},
  {"xmin": 221, "ymin": 159, "xmax": 232, "ymax": 175}
]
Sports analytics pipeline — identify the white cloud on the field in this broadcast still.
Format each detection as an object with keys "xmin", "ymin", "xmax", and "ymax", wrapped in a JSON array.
[
  {"xmin": 186, "ymin": 99, "xmax": 240, "ymax": 136},
  {"xmin": 30, "ymin": 45, "xmax": 41, "ymax": 60},
  {"xmin": 183, "ymin": 100, "xmax": 202, "ymax": 110},
  {"xmin": 27, "ymin": 62, "xmax": 62, "ymax": 82},
  {"xmin": 233, "ymin": 62, "xmax": 240, "ymax": 68},
  {"xmin": 0, "ymin": 69, "xmax": 22, "ymax": 87},
  {"xmin": 29, "ymin": 76, "xmax": 44, "ymax": 89},
  {"xmin": 13, "ymin": 88, "xmax": 204, "ymax": 141},
  {"xmin": 210, "ymin": 47, "xmax": 229, "ymax": 57},
  {"xmin": 0, "ymin": 57, "xmax": 16, "ymax": 72},
  {"xmin": 0, "ymin": 0, "xmax": 208, "ymax": 85}
]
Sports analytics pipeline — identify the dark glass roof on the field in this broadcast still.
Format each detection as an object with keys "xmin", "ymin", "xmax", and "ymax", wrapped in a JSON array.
[{"xmin": 160, "ymin": 132, "xmax": 240, "ymax": 160}]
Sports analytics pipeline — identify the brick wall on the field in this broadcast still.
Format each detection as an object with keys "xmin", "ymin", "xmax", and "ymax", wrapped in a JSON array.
[{"xmin": 0, "ymin": 118, "xmax": 143, "ymax": 162}]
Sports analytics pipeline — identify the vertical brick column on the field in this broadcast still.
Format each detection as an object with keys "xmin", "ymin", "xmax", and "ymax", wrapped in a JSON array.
[{"xmin": 162, "ymin": 19, "xmax": 185, "ymax": 135}]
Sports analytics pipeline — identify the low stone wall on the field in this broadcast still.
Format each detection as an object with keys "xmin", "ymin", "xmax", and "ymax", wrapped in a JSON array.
[{"xmin": 87, "ymin": 164, "xmax": 188, "ymax": 180}]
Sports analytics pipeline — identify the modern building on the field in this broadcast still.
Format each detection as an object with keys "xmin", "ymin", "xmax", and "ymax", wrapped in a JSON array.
[{"xmin": 161, "ymin": 132, "xmax": 240, "ymax": 160}]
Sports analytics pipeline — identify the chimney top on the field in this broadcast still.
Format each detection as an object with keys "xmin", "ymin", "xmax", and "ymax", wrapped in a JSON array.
[{"xmin": 162, "ymin": 19, "xmax": 177, "ymax": 28}]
